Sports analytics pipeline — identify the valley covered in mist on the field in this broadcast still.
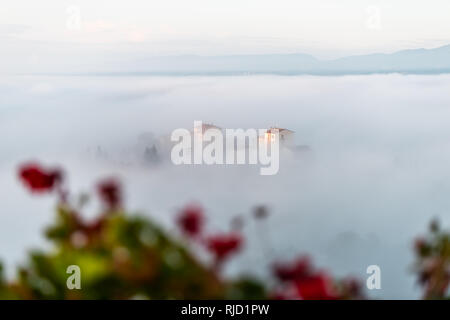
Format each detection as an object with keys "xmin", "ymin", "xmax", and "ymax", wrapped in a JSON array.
[{"xmin": 2, "ymin": 74, "xmax": 450, "ymax": 298}]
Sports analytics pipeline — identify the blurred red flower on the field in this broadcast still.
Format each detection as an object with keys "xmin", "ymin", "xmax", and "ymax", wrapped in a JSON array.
[
  {"xmin": 273, "ymin": 256, "xmax": 312, "ymax": 282},
  {"xmin": 97, "ymin": 178, "xmax": 122, "ymax": 210},
  {"xmin": 206, "ymin": 233, "xmax": 243, "ymax": 263},
  {"xmin": 177, "ymin": 204, "xmax": 204, "ymax": 237},
  {"xmin": 295, "ymin": 272, "xmax": 337, "ymax": 300},
  {"xmin": 18, "ymin": 163, "xmax": 63, "ymax": 193}
]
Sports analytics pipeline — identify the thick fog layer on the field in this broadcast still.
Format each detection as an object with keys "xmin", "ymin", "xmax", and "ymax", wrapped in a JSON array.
[{"xmin": 2, "ymin": 74, "xmax": 450, "ymax": 298}]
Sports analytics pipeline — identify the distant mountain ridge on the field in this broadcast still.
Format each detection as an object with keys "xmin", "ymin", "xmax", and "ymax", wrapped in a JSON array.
[{"xmin": 134, "ymin": 45, "xmax": 450, "ymax": 75}]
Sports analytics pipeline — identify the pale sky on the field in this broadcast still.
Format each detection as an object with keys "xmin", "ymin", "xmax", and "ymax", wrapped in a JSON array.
[{"xmin": 2, "ymin": 0, "xmax": 450, "ymax": 72}]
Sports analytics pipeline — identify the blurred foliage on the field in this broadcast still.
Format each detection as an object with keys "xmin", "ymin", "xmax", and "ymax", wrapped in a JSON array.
[
  {"xmin": 414, "ymin": 220, "xmax": 450, "ymax": 299},
  {"xmin": 0, "ymin": 162, "xmax": 377, "ymax": 299},
  {"xmin": 0, "ymin": 204, "xmax": 266, "ymax": 299}
]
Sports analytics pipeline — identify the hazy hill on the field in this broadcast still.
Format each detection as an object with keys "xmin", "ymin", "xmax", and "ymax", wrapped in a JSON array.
[{"xmin": 134, "ymin": 45, "xmax": 450, "ymax": 75}]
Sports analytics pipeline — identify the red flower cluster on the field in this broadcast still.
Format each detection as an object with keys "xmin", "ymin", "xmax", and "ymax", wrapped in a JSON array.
[
  {"xmin": 177, "ymin": 204, "xmax": 204, "ymax": 237},
  {"xmin": 97, "ymin": 178, "xmax": 122, "ymax": 210},
  {"xmin": 16, "ymin": 161, "xmax": 369, "ymax": 299},
  {"xmin": 295, "ymin": 272, "xmax": 337, "ymax": 300},
  {"xmin": 175, "ymin": 205, "xmax": 243, "ymax": 267},
  {"xmin": 18, "ymin": 163, "xmax": 63, "ymax": 193},
  {"xmin": 273, "ymin": 256, "xmax": 312, "ymax": 282},
  {"xmin": 272, "ymin": 257, "xmax": 339, "ymax": 300},
  {"xmin": 206, "ymin": 233, "xmax": 243, "ymax": 264}
]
